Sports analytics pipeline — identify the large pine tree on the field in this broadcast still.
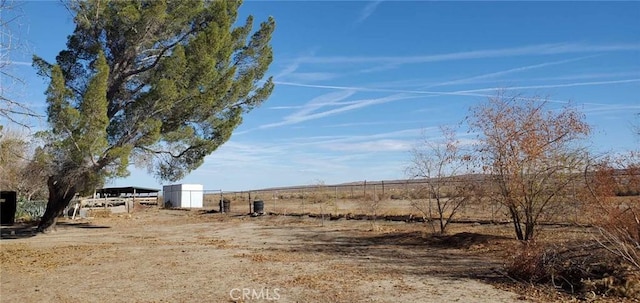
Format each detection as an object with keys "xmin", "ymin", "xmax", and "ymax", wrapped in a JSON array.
[{"xmin": 34, "ymin": 0, "xmax": 275, "ymax": 232}]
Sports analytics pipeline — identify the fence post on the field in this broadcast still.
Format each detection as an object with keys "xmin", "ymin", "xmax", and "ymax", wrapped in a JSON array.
[
  {"xmin": 363, "ymin": 180, "xmax": 367, "ymax": 199},
  {"xmin": 405, "ymin": 181, "xmax": 409, "ymax": 200},
  {"xmin": 274, "ymin": 191, "xmax": 277, "ymax": 214}
]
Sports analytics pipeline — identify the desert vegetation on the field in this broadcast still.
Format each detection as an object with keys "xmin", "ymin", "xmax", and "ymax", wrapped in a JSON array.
[
  {"xmin": 1, "ymin": 1, "xmax": 637, "ymax": 302},
  {"xmin": 189, "ymin": 94, "xmax": 639, "ymax": 300},
  {"xmin": 28, "ymin": 0, "xmax": 276, "ymax": 233},
  {"xmin": 4, "ymin": 90, "xmax": 639, "ymax": 301},
  {"xmin": 406, "ymin": 126, "xmax": 480, "ymax": 233}
]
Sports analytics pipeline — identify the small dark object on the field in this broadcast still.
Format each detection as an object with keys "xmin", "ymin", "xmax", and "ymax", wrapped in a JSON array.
[
  {"xmin": 219, "ymin": 198, "xmax": 231, "ymax": 213},
  {"xmin": 253, "ymin": 200, "xmax": 264, "ymax": 215},
  {"xmin": 1, "ymin": 191, "xmax": 17, "ymax": 225}
]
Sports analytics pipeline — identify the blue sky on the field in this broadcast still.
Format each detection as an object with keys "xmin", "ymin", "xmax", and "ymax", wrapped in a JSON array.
[{"xmin": 2, "ymin": 1, "xmax": 639, "ymax": 191}]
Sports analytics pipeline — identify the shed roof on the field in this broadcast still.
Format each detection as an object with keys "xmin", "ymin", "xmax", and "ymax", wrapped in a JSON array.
[{"xmin": 98, "ymin": 186, "xmax": 160, "ymax": 196}]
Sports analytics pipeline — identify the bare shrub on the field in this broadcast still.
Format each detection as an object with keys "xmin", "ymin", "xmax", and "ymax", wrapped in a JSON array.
[
  {"xmin": 407, "ymin": 126, "xmax": 477, "ymax": 233},
  {"xmin": 506, "ymin": 242, "xmax": 552, "ymax": 284},
  {"xmin": 505, "ymin": 241, "xmax": 640, "ymax": 298},
  {"xmin": 468, "ymin": 92, "xmax": 590, "ymax": 240},
  {"xmin": 307, "ymin": 181, "xmax": 335, "ymax": 226},
  {"xmin": 366, "ymin": 187, "xmax": 381, "ymax": 230},
  {"xmin": 582, "ymin": 152, "xmax": 640, "ymax": 271}
]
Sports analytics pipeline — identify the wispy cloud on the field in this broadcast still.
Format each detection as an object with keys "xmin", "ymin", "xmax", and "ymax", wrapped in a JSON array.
[
  {"xmin": 457, "ymin": 78, "xmax": 640, "ymax": 93},
  {"xmin": 326, "ymin": 139, "xmax": 412, "ymax": 152},
  {"xmin": 426, "ymin": 55, "xmax": 599, "ymax": 88},
  {"xmin": 523, "ymin": 71, "xmax": 640, "ymax": 82},
  {"xmin": 274, "ymin": 79, "xmax": 634, "ymax": 106},
  {"xmin": 274, "ymin": 50, "xmax": 324, "ymax": 80},
  {"xmin": 259, "ymin": 91, "xmax": 420, "ymax": 129},
  {"xmin": 303, "ymin": 127, "xmax": 430, "ymax": 153},
  {"xmin": 286, "ymin": 128, "xmax": 427, "ymax": 147},
  {"xmin": 290, "ymin": 128, "xmax": 429, "ymax": 153},
  {"xmin": 288, "ymin": 90, "xmax": 357, "ymax": 119},
  {"xmin": 200, "ymin": 134, "xmax": 416, "ymax": 183},
  {"xmin": 204, "ymin": 141, "xmax": 288, "ymax": 164},
  {"xmin": 289, "ymin": 43, "xmax": 640, "ymax": 66},
  {"xmin": 260, "ymin": 47, "xmax": 638, "ymax": 132},
  {"xmin": 284, "ymin": 72, "xmax": 339, "ymax": 82},
  {"xmin": 274, "ymin": 54, "xmax": 341, "ymax": 83},
  {"xmin": 0, "ymin": 60, "xmax": 31, "ymax": 66},
  {"xmin": 356, "ymin": 1, "xmax": 383, "ymax": 24},
  {"xmin": 322, "ymin": 120, "xmax": 427, "ymax": 128},
  {"xmin": 581, "ymin": 103, "xmax": 640, "ymax": 116},
  {"xmin": 268, "ymin": 82, "xmax": 417, "ymax": 96},
  {"xmin": 274, "ymin": 61, "xmax": 300, "ymax": 80},
  {"xmin": 274, "ymin": 81, "xmax": 474, "ymax": 97}
]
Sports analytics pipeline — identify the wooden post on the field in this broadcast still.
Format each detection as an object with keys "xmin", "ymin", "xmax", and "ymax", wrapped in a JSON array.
[{"xmin": 363, "ymin": 180, "xmax": 367, "ymax": 199}]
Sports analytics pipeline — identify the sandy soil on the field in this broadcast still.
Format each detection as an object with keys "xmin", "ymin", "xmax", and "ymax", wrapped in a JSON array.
[{"xmin": 1, "ymin": 209, "xmax": 526, "ymax": 303}]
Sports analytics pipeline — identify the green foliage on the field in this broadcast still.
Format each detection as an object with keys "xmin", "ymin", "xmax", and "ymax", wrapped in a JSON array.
[
  {"xmin": 15, "ymin": 200, "xmax": 47, "ymax": 221},
  {"xmin": 35, "ymin": 0, "xmax": 275, "ymax": 197}
]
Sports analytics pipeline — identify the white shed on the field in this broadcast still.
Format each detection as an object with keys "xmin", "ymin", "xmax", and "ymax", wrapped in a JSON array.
[{"xmin": 162, "ymin": 184, "xmax": 204, "ymax": 208}]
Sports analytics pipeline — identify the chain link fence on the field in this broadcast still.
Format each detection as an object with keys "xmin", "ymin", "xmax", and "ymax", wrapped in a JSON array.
[
  {"xmin": 209, "ymin": 178, "xmax": 612, "ymax": 225},
  {"xmin": 213, "ymin": 180, "xmax": 508, "ymax": 222}
]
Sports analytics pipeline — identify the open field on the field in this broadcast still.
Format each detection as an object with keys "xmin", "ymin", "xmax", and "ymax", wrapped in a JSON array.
[
  {"xmin": 1, "ymin": 209, "xmax": 521, "ymax": 302},
  {"xmin": 204, "ymin": 186, "xmax": 591, "ymax": 226},
  {"xmin": 3, "ymin": 206, "xmax": 634, "ymax": 302}
]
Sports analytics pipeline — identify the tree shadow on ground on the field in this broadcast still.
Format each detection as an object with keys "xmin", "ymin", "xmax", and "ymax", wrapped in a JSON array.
[
  {"xmin": 0, "ymin": 222, "xmax": 111, "ymax": 240},
  {"xmin": 0, "ymin": 223, "xmax": 37, "ymax": 240},
  {"xmin": 57, "ymin": 222, "xmax": 111, "ymax": 229},
  {"xmin": 285, "ymin": 228, "xmax": 516, "ymax": 283}
]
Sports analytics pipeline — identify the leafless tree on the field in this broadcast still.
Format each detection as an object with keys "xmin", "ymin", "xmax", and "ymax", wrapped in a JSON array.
[
  {"xmin": 407, "ymin": 126, "xmax": 476, "ymax": 234},
  {"xmin": 0, "ymin": 127, "xmax": 47, "ymax": 199},
  {"xmin": 1, "ymin": 0, "xmax": 38, "ymax": 127}
]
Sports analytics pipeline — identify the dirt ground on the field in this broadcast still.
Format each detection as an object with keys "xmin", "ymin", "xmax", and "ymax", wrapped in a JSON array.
[{"xmin": 2, "ymin": 208, "xmax": 536, "ymax": 303}]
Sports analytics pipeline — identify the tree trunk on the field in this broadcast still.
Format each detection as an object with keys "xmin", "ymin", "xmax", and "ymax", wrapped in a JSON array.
[
  {"xmin": 524, "ymin": 221, "xmax": 535, "ymax": 241},
  {"xmin": 36, "ymin": 177, "xmax": 77, "ymax": 233},
  {"xmin": 437, "ymin": 199, "xmax": 445, "ymax": 234},
  {"xmin": 509, "ymin": 206, "xmax": 524, "ymax": 240}
]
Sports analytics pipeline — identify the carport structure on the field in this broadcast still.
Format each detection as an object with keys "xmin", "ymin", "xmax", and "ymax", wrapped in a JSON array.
[{"xmin": 94, "ymin": 186, "xmax": 160, "ymax": 212}]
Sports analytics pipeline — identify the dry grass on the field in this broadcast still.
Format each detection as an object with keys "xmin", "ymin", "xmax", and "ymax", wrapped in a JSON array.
[
  {"xmin": 87, "ymin": 209, "xmax": 111, "ymax": 218},
  {"xmin": 4, "ymin": 195, "xmax": 639, "ymax": 302}
]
